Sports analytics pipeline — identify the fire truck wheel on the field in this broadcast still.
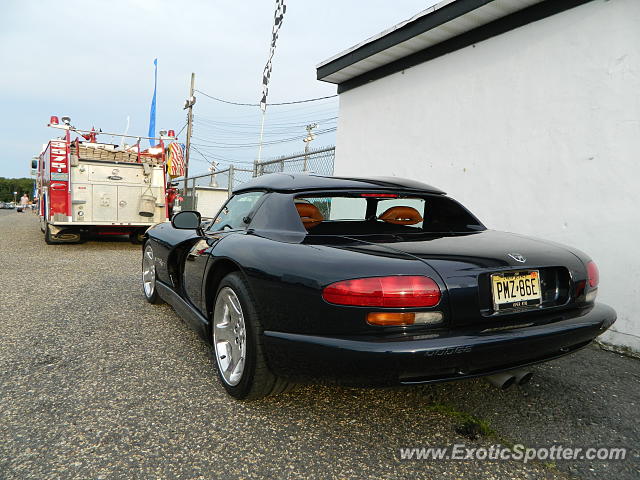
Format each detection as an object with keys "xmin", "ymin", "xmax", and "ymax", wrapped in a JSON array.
[
  {"xmin": 46, "ymin": 226, "xmax": 83, "ymax": 244},
  {"xmin": 130, "ymin": 231, "xmax": 146, "ymax": 245},
  {"xmin": 44, "ymin": 224, "xmax": 59, "ymax": 245},
  {"xmin": 142, "ymin": 243, "xmax": 164, "ymax": 304}
]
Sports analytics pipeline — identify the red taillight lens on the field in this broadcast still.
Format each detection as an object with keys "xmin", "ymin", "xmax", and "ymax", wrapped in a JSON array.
[
  {"xmin": 322, "ymin": 276, "xmax": 441, "ymax": 307},
  {"xmin": 587, "ymin": 261, "xmax": 599, "ymax": 288}
]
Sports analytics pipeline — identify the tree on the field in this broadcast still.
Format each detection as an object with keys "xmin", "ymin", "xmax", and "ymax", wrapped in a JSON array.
[{"xmin": 0, "ymin": 177, "xmax": 35, "ymax": 202}]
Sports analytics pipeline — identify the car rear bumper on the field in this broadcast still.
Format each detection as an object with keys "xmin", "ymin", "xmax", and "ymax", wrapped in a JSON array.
[{"xmin": 262, "ymin": 303, "xmax": 616, "ymax": 386}]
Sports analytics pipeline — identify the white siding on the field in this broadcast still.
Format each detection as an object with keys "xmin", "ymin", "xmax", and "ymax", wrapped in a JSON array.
[{"xmin": 334, "ymin": 0, "xmax": 640, "ymax": 353}]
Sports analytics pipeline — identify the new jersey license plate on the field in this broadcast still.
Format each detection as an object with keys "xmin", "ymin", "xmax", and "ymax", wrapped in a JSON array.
[{"xmin": 491, "ymin": 270, "xmax": 542, "ymax": 311}]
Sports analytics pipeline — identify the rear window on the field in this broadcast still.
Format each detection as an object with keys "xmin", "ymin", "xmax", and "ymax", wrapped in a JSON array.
[{"xmin": 295, "ymin": 193, "xmax": 483, "ymax": 235}]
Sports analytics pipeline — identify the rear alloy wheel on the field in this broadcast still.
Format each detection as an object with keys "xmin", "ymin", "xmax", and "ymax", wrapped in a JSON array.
[
  {"xmin": 142, "ymin": 243, "xmax": 163, "ymax": 304},
  {"xmin": 212, "ymin": 272, "xmax": 290, "ymax": 400}
]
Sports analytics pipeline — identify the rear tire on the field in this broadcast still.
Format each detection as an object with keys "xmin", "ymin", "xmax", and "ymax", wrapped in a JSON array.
[
  {"xmin": 211, "ymin": 272, "xmax": 290, "ymax": 400},
  {"xmin": 142, "ymin": 242, "xmax": 164, "ymax": 304}
]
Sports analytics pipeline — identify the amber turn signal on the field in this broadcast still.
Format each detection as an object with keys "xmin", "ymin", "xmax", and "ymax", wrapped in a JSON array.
[
  {"xmin": 367, "ymin": 311, "xmax": 443, "ymax": 326},
  {"xmin": 367, "ymin": 312, "xmax": 415, "ymax": 326}
]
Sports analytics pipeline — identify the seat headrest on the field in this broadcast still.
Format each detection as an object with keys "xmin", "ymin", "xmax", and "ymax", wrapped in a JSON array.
[
  {"xmin": 295, "ymin": 202, "xmax": 324, "ymax": 230},
  {"xmin": 379, "ymin": 206, "xmax": 423, "ymax": 225}
]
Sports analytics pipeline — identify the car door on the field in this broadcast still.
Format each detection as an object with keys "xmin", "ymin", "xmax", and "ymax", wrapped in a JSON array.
[{"xmin": 182, "ymin": 191, "xmax": 266, "ymax": 314}]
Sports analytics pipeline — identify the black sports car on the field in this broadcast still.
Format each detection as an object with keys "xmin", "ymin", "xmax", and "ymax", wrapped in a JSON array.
[{"xmin": 142, "ymin": 174, "xmax": 616, "ymax": 400}]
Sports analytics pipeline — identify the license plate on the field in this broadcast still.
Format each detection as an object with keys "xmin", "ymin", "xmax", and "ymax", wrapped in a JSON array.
[{"xmin": 491, "ymin": 270, "xmax": 541, "ymax": 312}]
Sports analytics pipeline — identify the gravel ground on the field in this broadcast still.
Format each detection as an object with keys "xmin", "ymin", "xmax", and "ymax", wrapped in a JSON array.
[{"xmin": 0, "ymin": 210, "xmax": 638, "ymax": 479}]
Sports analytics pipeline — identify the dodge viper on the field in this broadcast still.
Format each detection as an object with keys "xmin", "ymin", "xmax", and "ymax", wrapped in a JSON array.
[{"xmin": 141, "ymin": 174, "xmax": 616, "ymax": 400}]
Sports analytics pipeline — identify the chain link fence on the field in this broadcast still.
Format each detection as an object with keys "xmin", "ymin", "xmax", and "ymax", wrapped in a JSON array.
[
  {"xmin": 176, "ymin": 166, "xmax": 253, "ymax": 214},
  {"xmin": 255, "ymin": 146, "xmax": 335, "ymax": 176},
  {"xmin": 176, "ymin": 146, "xmax": 335, "ymax": 214}
]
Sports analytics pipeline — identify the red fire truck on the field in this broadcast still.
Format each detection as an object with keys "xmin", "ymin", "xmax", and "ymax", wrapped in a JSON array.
[{"xmin": 34, "ymin": 116, "xmax": 176, "ymax": 244}]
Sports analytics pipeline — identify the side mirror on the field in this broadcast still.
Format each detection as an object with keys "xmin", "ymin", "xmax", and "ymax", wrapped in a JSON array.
[
  {"xmin": 171, "ymin": 210, "xmax": 201, "ymax": 230},
  {"xmin": 31, "ymin": 159, "xmax": 38, "ymax": 169}
]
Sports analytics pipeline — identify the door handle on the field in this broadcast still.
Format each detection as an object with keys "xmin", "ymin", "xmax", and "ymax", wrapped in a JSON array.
[{"xmin": 50, "ymin": 183, "xmax": 67, "ymax": 190}]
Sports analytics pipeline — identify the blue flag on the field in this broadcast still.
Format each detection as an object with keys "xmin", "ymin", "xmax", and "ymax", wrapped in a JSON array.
[{"xmin": 148, "ymin": 58, "xmax": 158, "ymax": 147}]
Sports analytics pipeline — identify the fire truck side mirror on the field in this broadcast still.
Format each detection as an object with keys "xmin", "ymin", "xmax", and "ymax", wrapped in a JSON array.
[{"xmin": 31, "ymin": 159, "xmax": 38, "ymax": 169}]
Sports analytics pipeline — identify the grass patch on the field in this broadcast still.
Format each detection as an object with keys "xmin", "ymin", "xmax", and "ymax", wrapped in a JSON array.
[{"xmin": 426, "ymin": 403, "xmax": 495, "ymax": 439}]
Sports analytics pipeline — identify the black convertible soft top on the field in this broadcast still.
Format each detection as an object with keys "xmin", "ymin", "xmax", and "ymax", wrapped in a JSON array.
[{"xmin": 233, "ymin": 173, "xmax": 446, "ymax": 195}]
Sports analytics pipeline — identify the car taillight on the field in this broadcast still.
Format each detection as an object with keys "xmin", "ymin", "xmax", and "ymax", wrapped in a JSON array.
[
  {"xmin": 587, "ymin": 261, "xmax": 599, "ymax": 288},
  {"xmin": 322, "ymin": 276, "xmax": 441, "ymax": 307}
]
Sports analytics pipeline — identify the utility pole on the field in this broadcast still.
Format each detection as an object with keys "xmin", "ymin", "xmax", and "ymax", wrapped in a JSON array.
[
  {"xmin": 302, "ymin": 123, "xmax": 317, "ymax": 172},
  {"xmin": 183, "ymin": 72, "xmax": 196, "ymax": 203}
]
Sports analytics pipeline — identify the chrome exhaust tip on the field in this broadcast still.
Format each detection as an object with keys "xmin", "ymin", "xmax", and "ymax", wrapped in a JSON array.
[
  {"xmin": 485, "ymin": 372, "xmax": 517, "ymax": 390},
  {"xmin": 512, "ymin": 369, "xmax": 534, "ymax": 386}
]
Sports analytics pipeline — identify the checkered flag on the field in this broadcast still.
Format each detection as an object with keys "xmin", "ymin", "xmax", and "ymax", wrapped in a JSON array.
[{"xmin": 260, "ymin": 0, "xmax": 286, "ymax": 112}]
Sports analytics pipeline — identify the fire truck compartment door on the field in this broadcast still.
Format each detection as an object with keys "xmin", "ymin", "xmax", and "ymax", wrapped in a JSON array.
[
  {"xmin": 72, "ymin": 184, "xmax": 93, "ymax": 222},
  {"xmin": 117, "ymin": 186, "xmax": 144, "ymax": 223},
  {"xmin": 93, "ymin": 185, "xmax": 118, "ymax": 221},
  {"xmin": 89, "ymin": 164, "xmax": 143, "ymax": 184}
]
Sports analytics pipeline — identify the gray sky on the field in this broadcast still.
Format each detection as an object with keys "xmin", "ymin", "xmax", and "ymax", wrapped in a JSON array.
[{"xmin": 1, "ymin": 0, "xmax": 438, "ymax": 178}]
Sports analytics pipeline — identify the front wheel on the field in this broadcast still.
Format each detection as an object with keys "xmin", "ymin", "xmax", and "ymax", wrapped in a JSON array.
[
  {"xmin": 142, "ymin": 242, "xmax": 164, "ymax": 304},
  {"xmin": 212, "ymin": 272, "xmax": 290, "ymax": 400}
]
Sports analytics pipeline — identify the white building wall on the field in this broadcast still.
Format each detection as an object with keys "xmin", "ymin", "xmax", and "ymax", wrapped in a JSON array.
[
  {"xmin": 194, "ymin": 187, "xmax": 229, "ymax": 219},
  {"xmin": 334, "ymin": 0, "xmax": 640, "ymax": 353}
]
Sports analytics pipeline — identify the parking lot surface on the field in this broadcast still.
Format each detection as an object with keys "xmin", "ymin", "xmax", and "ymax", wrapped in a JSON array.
[{"xmin": 0, "ymin": 211, "xmax": 638, "ymax": 479}]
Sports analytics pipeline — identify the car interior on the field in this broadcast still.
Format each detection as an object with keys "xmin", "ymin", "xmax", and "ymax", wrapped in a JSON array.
[{"xmin": 294, "ymin": 195, "xmax": 484, "ymax": 235}]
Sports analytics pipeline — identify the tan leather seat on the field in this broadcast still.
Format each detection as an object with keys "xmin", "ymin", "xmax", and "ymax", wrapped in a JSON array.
[
  {"xmin": 296, "ymin": 202, "xmax": 324, "ymax": 230},
  {"xmin": 379, "ymin": 206, "xmax": 423, "ymax": 225}
]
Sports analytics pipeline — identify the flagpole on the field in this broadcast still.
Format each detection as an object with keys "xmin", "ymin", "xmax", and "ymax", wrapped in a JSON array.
[
  {"xmin": 255, "ymin": 109, "xmax": 266, "ymax": 176},
  {"xmin": 148, "ymin": 59, "xmax": 158, "ymax": 147},
  {"xmin": 255, "ymin": 0, "xmax": 286, "ymax": 177}
]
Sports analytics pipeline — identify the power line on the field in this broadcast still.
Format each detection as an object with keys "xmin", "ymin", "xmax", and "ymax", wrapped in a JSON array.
[
  {"xmin": 194, "ymin": 114, "xmax": 338, "ymax": 129},
  {"xmin": 194, "ymin": 121, "xmax": 337, "ymax": 134},
  {"xmin": 191, "ymin": 145, "xmax": 215, "ymax": 165},
  {"xmin": 189, "ymin": 146, "xmax": 255, "ymax": 166},
  {"xmin": 192, "ymin": 127, "xmax": 336, "ymax": 149},
  {"xmin": 192, "ymin": 121, "xmax": 338, "ymax": 139},
  {"xmin": 195, "ymin": 89, "xmax": 338, "ymax": 107},
  {"xmin": 175, "ymin": 122, "xmax": 188, "ymax": 138}
]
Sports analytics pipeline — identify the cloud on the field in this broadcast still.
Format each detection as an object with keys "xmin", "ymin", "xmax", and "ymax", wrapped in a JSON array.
[{"xmin": 0, "ymin": 0, "xmax": 437, "ymax": 177}]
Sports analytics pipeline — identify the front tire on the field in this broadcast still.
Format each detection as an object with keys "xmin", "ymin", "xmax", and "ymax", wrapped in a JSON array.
[
  {"xmin": 212, "ymin": 272, "xmax": 290, "ymax": 400},
  {"xmin": 142, "ymin": 242, "xmax": 164, "ymax": 304}
]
